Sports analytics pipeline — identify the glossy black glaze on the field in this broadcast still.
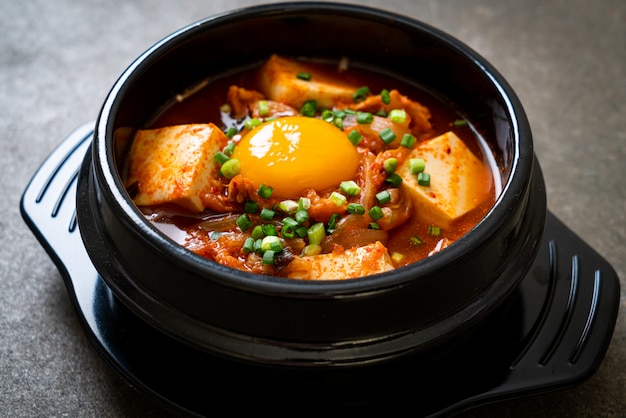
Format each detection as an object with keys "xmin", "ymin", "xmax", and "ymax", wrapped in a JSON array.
[{"xmin": 78, "ymin": 3, "xmax": 546, "ymax": 365}]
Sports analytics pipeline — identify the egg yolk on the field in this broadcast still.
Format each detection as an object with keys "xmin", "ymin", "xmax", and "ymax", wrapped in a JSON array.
[{"xmin": 233, "ymin": 116, "xmax": 360, "ymax": 198}]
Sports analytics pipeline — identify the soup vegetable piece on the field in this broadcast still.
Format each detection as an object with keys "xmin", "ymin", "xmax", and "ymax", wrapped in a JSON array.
[{"xmin": 123, "ymin": 55, "xmax": 496, "ymax": 280}]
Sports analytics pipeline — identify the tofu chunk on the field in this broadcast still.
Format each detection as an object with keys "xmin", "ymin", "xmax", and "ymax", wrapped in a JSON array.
[
  {"xmin": 259, "ymin": 54, "xmax": 356, "ymax": 109},
  {"xmin": 397, "ymin": 131, "xmax": 492, "ymax": 226},
  {"xmin": 282, "ymin": 241, "xmax": 394, "ymax": 280},
  {"xmin": 126, "ymin": 124, "xmax": 228, "ymax": 212}
]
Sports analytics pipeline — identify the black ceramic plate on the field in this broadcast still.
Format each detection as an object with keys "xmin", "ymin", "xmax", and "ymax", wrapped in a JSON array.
[{"xmin": 21, "ymin": 122, "xmax": 620, "ymax": 416}]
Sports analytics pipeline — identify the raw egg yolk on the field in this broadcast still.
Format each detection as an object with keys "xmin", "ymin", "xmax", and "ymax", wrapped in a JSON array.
[{"xmin": 233, "ymin": 116, "xmax": 360, "ymax": 198}]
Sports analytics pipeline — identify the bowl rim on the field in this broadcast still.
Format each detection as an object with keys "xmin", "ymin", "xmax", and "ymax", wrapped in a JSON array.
[{"xmin": 93, "ymin": 1, "xmax": 533, "ymax": 298}]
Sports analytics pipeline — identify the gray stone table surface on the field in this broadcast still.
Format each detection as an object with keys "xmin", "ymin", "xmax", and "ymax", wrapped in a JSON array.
[{"xmin": 1, "ymin": 0, "xmax": 624, "ymax": 416}]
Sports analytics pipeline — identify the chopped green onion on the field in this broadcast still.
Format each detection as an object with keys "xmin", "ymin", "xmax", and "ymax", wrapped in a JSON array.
[
  {"xmin": 279, "ymin": 199, "xmax": 298, "ymax": 213},
  {"xmin": 295, "ymin": 209, "xmax": 309, "ymax": 224},
  {"xmin": 213, "ymin": 151, "xmax": 229, "ymax": 165},
  {"xmin": 301, "ymin": 244, "xmax": 322, "ymax": 256},
  {"xmin": 385, "ymin": 173, "xmax": 403, "ymax": 187},
  {"xmin": 251, "ymin": 225, "xmax": 265, "ymax": 240},
  {"xmin": 329, "ymin": 191, "xmax": 347, "ymax": 207},
  {"xmin": 369, "ymin": 206, "xmax": 384, "ymax": 220},
  {"xmin": 334, "ymin": 110, "xmax": 347, "ymax": 119},
  {"xmin": 244, "ymin": 118, "xmax": 263, "ymax": 129},
  {"xmin": 333, "ymin": 117, "xmax": 344, "ymax": 130},
  {"xmin": 282, "ymin": 225, "xmax": 296, "ymax": 239},
  {"xmin": 254, "ymin": 239, "xmax": 264, "ymax": 255},
  {"xmin": 389, "ymin": 109, "xmax": 407, "ymax": 124},
  {"xmin": 258, "ymin": 100, "xmax": 269, "ymax": 117},
  {"xmin": 391, "ymin": 252, "xmax": 405, "ymax": 264},
  {"xmin": 321, "ymin": 109, "xmax": 335, "ymax": 122},
  {"xmin": 328, "ymin": 213, "xmax": 340, "ymax": 233},
  {"xmin": 283, "ymin": 217, "xmax": 299, "ymax": 229},
  {"xmin": 244, "ymin": 200, "xmax": 259, "ymax": 214},
  {"xmin": 347, "ymin": 129, "xmax": 363, "ymax": 145},
  {"xmin": 300, "ymin": 100, "xmax": 317, "ymax": 117},
  {"xmin": 409, "ymin": 158, "xmax": 426, "ymax": 174},
  {"xmin": 400, "ymin": 133, "xmax": 416, "ymax": 149},
  {"xmin": 296, "ymin": 72, "xmax": 312, "ymax": 81},
  {"xmin": 259, "ymin": 208, "xmax": 275, "ymax": 220},
  {"xmin": 376, "ymin": 190, "xmax": 392, "ymax": 205},
  {"xmin": 375, "ymin": 109, "xmax": 388, "ymax": 117},
  {"xmin": 261, "ymin": 235, "xmax": 283, "ymax": 252},
  {"xmin": 356, "ymin": 111, "xmax": 373, "ymax": 124},
  {"xmin": 352, "ymin": 86, "xmax": 370, "ymax": 103},
  {"xmin": 409, "ymin": 235, "xmax": 424, "ymax": 246},
  {"xmin": 383, "ymin": 158, "xmax": 398, "ymax": 174},
  {"xmin": 258, "ymin": 184, "xmax": 273, "ymax": 199},
  {"xmin": 262, "ymin": 250, "xmax": 276, "ymax": 265},
  {"xmin": 381, "ymin": 89, "xmax": 391, "ymax": 105},
  {"xmin": 220, "ymin": 158, "xmax": 240, "ymax": 178},
  {"xmin": 224, "ymin": 127, "xmax": 238, "ymax": 139},
  {"xmin": 347, "ymin": 203, "xmax": 365, "ymax": 215},
  {"xmin": 428, "ymin": 225, "xmax": 442, "ymax": 237},
  {"xmin": 417, "ymin": 172, "xmax": 431, "ymax": 187},
  {"xmin": 379, "ymin": 128, "xmax": 396, "ymax": 145},
  {"xmin": 369, "ymin": 222, "xmax": 380, "ymax": 230},
  {"xmin": 223, "ymin": 141, "xmax": 236, "ymax": 156},
  {"xmin": 236, "ymin": 214, "xmax": 252, "ymax": 232},
  {"xmin": 295, "ymin": 226, "xmax": 308, "ymax": 238},
  {"xmin": 307, "ymin": 222, "xmax": 326, "ymax": 246},
  {"xmin": 298, "ymin": 197, "xmax": 311, "ymax": 211},
  {"xmin": 242, "ymin": 237, "xmax": 255, "ymax": 253},
  {"xmin": 340, "ymin": 180, "xmax": 360, "ymax": 196},
  {"xmin": 452, "ymin": 119, "xmax": 468, "ymax": 127},
  {"xmin": 262, "ymin": 224, "xmax": 278, "ymax": 236}
]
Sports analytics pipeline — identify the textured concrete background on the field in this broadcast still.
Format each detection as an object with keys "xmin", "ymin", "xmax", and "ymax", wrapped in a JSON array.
[{"xmin": 1, "ymin": 0, "xmax": 624, "ymax": 416}]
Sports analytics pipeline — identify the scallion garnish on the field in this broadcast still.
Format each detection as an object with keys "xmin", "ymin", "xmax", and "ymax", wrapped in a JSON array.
[
  {"xmin": 400, "ymin": 133, "xmax": 416, "ymax": 149},
  {"xmin": 452, "ymin": 119, "xmax": 468, "ymax": 127},
  {"xmin": 298, "ymin": 197, "xmax": 311, "ymax": 211},
  {"xmin": 283, "ymin": 217, "xmax": 299, "ymax": 229},
  {"xmin": 259, "ymin": 208, "xmax": 275, "ymax": 220},
  {"xmin": 417, "ymin": 172, "xmax": 431, "ymax": 187},
  {"xmin": 279, "ymin": 199, "xmax": 298, "ymax": 213},
  {"xmin": 262, "ymin": 250, "xmax": 276, "ymax": 265},
  {"xmin": 251, "ymin": 225, "xmax": 265, "ymax": 240},
  {"xmin": 409, "ymin": 158, "xmax": 426, "ymax": 174},
  {"xmin": 328, "ymin": 213, "xmax": 340, "ymax": 233},
  {"xmin": 321, "ymin": 109, "xmax": 335, "ymax": 122},
  {"xmin": 296, "ymin": 72, "xmax": 312, "ymax": 81},
  {"xmin": 385, "ymin": 173, "xmax": 403, "ymax": 187},
  {"xmin": 307, "ymin": 222, "xmax": 326, "ymax": 246},
  {"xmin": 329, "ymin": 191, "xmax": 347, "ymax": 207},
  {"xmin": 213, "ymin": 151, "xmax": 229, "ymax": 165},
  {"xmin": 225, "ymin": 127, "xmax": 238, "ymax": 139},
  {"xmin": 356, "ymin": 111, "xmax": 373, "ymax": 124},
  {"xmin": 236, "ymin": 214, "xmax": 252, "ymax": 232},
  {"xmin": 347, "ymin": 129, "xmax": 363, "ymax": 145},
  {"xmin": 295, "ymin": 209, "xmax": 309, "ymax": 224},
  {"xmin": 301, "ymin": 244, "xmax": 322, "ymax": 256},
  {"xmin": 347, "ymin": 203, "xmax": 365, "ymax": 215},
  {"xmin": 242, "ymin": 237, "xmax": 255, "ymax": 253},
  {"xmin": 258, "ymin": 184, "xmax": 273, "ymax": 199},
  {"xmin": 262, "ymin": 224, "xmax": 278, "ymax": 237},
  {"xmin": 369, "ymin": 222, "xmax": 380, "ymax": 230},
  {"xmin": 379, "ymin": 128, "xmax": 396, "ymax": 145},
  {"xmin": 388, "ymin": 109, "xmax": 407, "ymax": 124},
  {"xmin": 369, "ymin": 206, "xmax": 384, "ymax": 220},
  {"xmin": 381, "ymin": 89, "xmax": 391, "ymax": 105},
  {"xmin": 409, "ymin": 235, "xmax": 424, "ymax": 246},
  {"xmin": 383, "ymin": 158, "xmax": 398, "ymax": 174},
  {"xmin": 220, "ymin": 158, "xmax": 240, "ymax": 178},
  {"xmin": 340, "ymin": 180, "xmax": 361, "ymax": 196},
  {"xmin": 352, "ymin": 86, "xmax": 370, "ymax": 103},
  {"xmin": 244, "ymin": 200, "xmax": 259, "ymax": 214},
  {"xmin": 258, "ymin": 100, "xmax": 269, "ymax": 117},
  {"xmin": 300, "ymin": 100, "xmax": 317, "ymax": 117},
  {"xmin": 261, "ymin": 235, "xmax": 283, "ymax": 252},
  {"xmin": 428, "ymin": 225, "xmax": 442, "ymax": 237},
  {"xmin": 244, "ymin": 118, "xmax": 263, "ymax": 129},
  {"xmin": 376, "ymin": 190, "xmax": 392, "ymax": 205}
]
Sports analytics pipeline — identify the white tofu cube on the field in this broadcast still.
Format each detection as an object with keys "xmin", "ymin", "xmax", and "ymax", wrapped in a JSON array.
[
  {"xmin": 259, "ymin": 54, "xmax": 356, "ymax": 109},
  {"xmin": 282, "ymin": 241, "xmax": 394, "ymax": 280},
  {"xmin": 397, "ymin": 131, "xmax": 493, "ymax": 226},
  {"xmin": 126, "ymin": 124, "xmax": 228, "ymax": 212}
]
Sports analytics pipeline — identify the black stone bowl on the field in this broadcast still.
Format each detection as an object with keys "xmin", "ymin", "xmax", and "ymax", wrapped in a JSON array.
[{"xmin": 76, "ymin": 2, "xmax": 546, "ymax": 368}]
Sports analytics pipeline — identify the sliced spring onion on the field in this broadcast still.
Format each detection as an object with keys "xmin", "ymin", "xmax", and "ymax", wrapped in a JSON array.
[
  {"xmin": 258, "ymin": 100, "xmax": 269, "ymax": 117},
  {"xmin": 244, "ymin": 200, "xmax": 259, "ymax": 214},
  {"xmin": 244, "ymin": 118, "xmax": 263, "ymax": 129},
  {"xmin": 307, "ymin": 222, "xmax": 326, "ymax": 246},
  {"xmin": 400, "ymin": 133, "xmax": 416, "ymax": 149},
  {"xmin": 452, "ymin": 119, "xmax": 468, "ymax": 127},
  {"xmin": 220, "ymin": 158, "xmax": 240, "ymax": 179},
  {"xmin": 279, "ymin": 199, "xmax": 298, "ymax": 214},
  {"xmin": 301, "ymin": 244, "xmax": 322, "ymax": 256},
  {"xmin": 388, "ymin": 109, "xmax": 407, "ymax": 124},
  {"xmin": 328, "ymin": 213, "xmax": 340, "ymax": 233},
  {"xmin": 236, "ymin": 214, "xmax": 252, "ymax": 232},
  {"xmin": 251, "ymin": 225, "xmax": 265, "ymax": 240},
  {"xmin": 385, "ymin": 173, "xmax": 403, "ymax": 187},
  {"xmin": 333, "ymin": 117, "xmax": 344, "ymax": 130},
  {"xmin": 254, "ymin": 239, "xmax": 264, "ymax": 254},
  {"xmin": 347, "ymin": 203, "xmax": 365, "ymax": 215},
  {"xmin": 340, "ymin": 180, "xmax": 360, "ymax": 196},
  {"xmin": 417, "ymin": 172, "xmax": 431, "ymax": 187},
  {"xmin": 262, "ymin": 250, "xmax": 276, "ymax": 265},
  {"xmin": 213, "ymin": 151, "xmax": 229, "ymax": 165},
  {"xmin": 383, "ymin": 158, "xmax": 398, "ymax": 174},
  {"xmin": 409, "ymin": 158, "xmax": 426, "ymax": 174},
  {"xmin": 329, "ymin": 191, "xmax": 347, "ymax": 207},
  {"xmin": 262, "ymin": 224, "xmax": 278, "ymax": 236},
  {"xmin": 296, "ymin": 72, "xmax": 312, "ymax": 81},
  {"xmin": 369, "ymin": 206, "xmax": 384, "ymax": 220},
  {"xmin": 391, "ymin": 252, "xmax": 405, "ymax": 264},
  {"xmin": 381, "ymin": 89, "xmax": 391, "ymax": 105},
  {"xmin": 428, "ymin": 225, "xmax": 442, "ymax": 237},
  {"xmin": 409, "ymin": 235, "xmax": 424, "ymax": 246},
  {"xmin": 376, "ymin": 190, "xmax": 392, "ymax": 205},
  {"xmin": 258, "ymin": 184, "xmax": 273, "ymax": 199},
  {"xmin": 295, "ymin": 209, "xmax": 309, "ymax": 224},
  {"xmin": 300, "ymin": 100, "xmax": 317, "ymax": 117},
  {"xmin": 298, "ymin": 197, "xmax": 311, "ymax": 211},
  {"xmin": 352, "ymin": 86, "xmax": 370, "ymax": 103},
  {"xmin": 282, "ymin": 217, "xmax": 299, "ymax": 229},
  {"xmin": 242, "ymin": 237, "xmax": 255, "ymax": 253},
  {"xmin": 379, "ymin": 128, "xmax": 396, "ymax": 145},
  {"xmin": 347, "ymin": 129, "xmax": 362, "ymax": 145},
  {"xmin": 369, "ymin": 222, "xmax": 380, "ymax": 230},
  {"xmin": 261, "ymin": 235, "xmax": 283, "ymax": 252},
  {"xmin": 259, "ymin": 208, "xmax": 275, "ymax": 220},
  {"xmin": 321, "ymin": 109, "xmax": 335, "ymax": 122},
  {"xmin": 224, "ymin": 127, "xmax": 238, "ymax": 139},
  {"xmin": 295, "ymin": 226, "xmax": 308, "ymax": 238},
  {"xmin": 356, "ymin": 111, "xmax": 373, "ymax": 124}
]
